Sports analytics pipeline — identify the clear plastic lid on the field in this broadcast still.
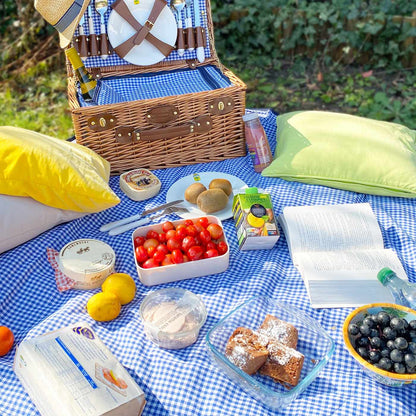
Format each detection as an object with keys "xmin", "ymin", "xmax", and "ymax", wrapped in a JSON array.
[{"xmin": 140, "ymin": 288, "xmax": 207, "ymax": 349}]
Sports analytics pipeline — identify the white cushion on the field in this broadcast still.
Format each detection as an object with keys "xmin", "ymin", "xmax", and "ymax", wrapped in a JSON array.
[{"xmin": 0, "ymin": 194, "xmax": 85, "ymax": 254}]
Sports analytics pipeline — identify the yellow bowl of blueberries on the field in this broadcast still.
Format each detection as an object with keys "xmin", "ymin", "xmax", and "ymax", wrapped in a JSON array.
[
  {"xmin": 205, "ymin": 296, "xmax": 335, "ymax": 411},
  {"xmin": 343, "ymin": 303, "xmax": 416, "ymax": 387}
]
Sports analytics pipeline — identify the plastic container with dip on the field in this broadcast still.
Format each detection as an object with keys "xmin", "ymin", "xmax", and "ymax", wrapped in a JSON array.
[
  {"xmin": 140, "ymin": 288, "xmax": 207, "ymax": 349},
  {"xmin": 58, "ymin": 239, "xmax": 115, "ymax": 289},
  {"xmin": 119, "ymin": 169, "xmax": 161, "ymax": 201}
]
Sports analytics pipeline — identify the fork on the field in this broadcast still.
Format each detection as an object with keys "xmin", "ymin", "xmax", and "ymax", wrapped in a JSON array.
[
  {"xmin": 108, "ymin": 207, "xmax": 190, "ymax": 236},
  {"xmin": 184, "ymin": 0, "xmax": 195, "ymax": 52},
  {"xmin": 95, "ymin": 0, "xmax": 109, "ymax": 59}
]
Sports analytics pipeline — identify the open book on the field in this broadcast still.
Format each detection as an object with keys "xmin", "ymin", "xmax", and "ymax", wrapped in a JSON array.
[{"xmin": 279, "ymin": 203, "xmax": 407, "ymax": 308}]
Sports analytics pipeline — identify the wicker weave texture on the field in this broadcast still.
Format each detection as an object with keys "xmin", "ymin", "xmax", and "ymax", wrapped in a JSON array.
[{"xmin": 70, "ymin": 69, "xmax": 246, "ymax": 175}]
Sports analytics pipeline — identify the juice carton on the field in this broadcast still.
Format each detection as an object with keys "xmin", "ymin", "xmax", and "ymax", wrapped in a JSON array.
[{"xmin": 232, "ymin": 187, "xmax": 279, "ymax": 250}]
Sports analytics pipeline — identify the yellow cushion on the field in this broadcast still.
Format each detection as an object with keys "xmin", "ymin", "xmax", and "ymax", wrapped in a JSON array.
[{"xmin": 0, "ymin": 126, "xmax": 120, "ymax": 212}]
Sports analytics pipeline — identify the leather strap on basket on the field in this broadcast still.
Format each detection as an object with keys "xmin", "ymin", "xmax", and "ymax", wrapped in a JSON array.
[
  {"xmin": 115, "ymin": 115, "xmax": 213, "ymax": 143},
  {"xmin": 111, "ymin": 0, "xmax": 173, "ymax": 59}
]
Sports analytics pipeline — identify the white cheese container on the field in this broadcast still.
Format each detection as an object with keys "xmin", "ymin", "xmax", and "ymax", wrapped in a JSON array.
[
  {"xmin": 58, "ymin": 239, "xmax": 115, "ymax": 290},
  {"xmin": 119, "ymin": 169, "xmax": 161, "ymax": 201},
  {"xmin": 14, "ymin": 322, "xmax": 146, "ymax": 416}
]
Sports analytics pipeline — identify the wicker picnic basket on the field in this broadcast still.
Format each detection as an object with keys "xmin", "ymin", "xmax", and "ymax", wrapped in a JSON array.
[{"xmin": 67, "ymin": 0, "xmax": 246, "ymax": 175}]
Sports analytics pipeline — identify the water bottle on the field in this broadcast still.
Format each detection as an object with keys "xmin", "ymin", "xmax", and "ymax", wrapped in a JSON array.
[
  {"xmin": 242, "ymin": 113, "xmax": 273, "ymax": 173},
  {"xmin": 377, "ymin": 267, "xmax": 416, "ymax": 309}
]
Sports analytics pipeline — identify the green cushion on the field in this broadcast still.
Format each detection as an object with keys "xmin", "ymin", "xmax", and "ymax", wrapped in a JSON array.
[{"xmin": 261, "ymin": 111, "xmax": 416, "ymax": 198}]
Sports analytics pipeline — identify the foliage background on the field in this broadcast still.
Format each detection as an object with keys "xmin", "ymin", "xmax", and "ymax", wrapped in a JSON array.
[{"xmin": 1, "ymin": 0, "xmax": 415, "ymax": 138}]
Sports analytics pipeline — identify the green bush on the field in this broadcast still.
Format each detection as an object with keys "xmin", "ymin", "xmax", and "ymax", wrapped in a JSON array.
[{"xmin": 212, "ymin": 0, "xmax": 416, "ymax": 68}]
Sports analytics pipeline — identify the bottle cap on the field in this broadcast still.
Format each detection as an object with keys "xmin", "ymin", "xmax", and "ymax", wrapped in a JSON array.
[
  {"xmin": 242, "ymin": 112, "xmax": 259, "ymax": 122},
  {"xmin": 377, "ymin": 267, "xmax": 395, "ymax": 286},
  {"xmin": 245, "ymin": 187, "xmax": 258, "ymax": 194}
]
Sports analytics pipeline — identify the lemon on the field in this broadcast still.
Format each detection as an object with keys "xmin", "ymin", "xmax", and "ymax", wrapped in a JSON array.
[
  {"xmin": 87, "ymin": 292, "xmax": 121, "ymax": 322},
  {"xmin": 101, "ymin": 273, "xmax": 136, "ymax": 305}
]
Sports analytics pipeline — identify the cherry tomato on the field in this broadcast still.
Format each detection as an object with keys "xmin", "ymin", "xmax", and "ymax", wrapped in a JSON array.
[
  {"xmin": 135, "ymin": 245, "xmax": 148, "ymax": 263},
  {"xmin": 199, "ymin": 229, "xmax": 212, "ymax": 245},
  {"xmin": 146, "ymin": 230, "xmax": 159, "ymax": 240},
  {"xmin": 142, "ymin": 258, "xmax": 159, "ymax": 268},
  {"xmin": 156, "ymin": 244, "xmax": 169, "ymax": 256},
  {"xmin": 162, "ymin": 254, "xmax": 174, "ymax": 266},
  {"xmin": 187, "ymin": 245, "xmax": 204, "ymax": 261},
  {"xmin": 207, "ymin": 223, "xmax": 223, "ymax": 240},
  {"xmin": 205, "ymin": 241, "xmax": 217, "ymax": 251},
  {"xmin": 134, "ymin": 236, "xmax": 145, "ymax": 247},
  {"xmin": 171, "ymin": 249, "xmax": 184, "ymax": 264},
  {"xmin": 182, "ymin": 254, "xmax": 189, "ymax": 263},
  {"xmin": 217, "ymin": 241, "xmax": 228, "ymax": 255},
  {"xmin": 204, "ymin": 248, "xmax": 219, "ymax": 258},
  {"xmin": 153, "ymin": 250, "xmax": 165, "ymax": 263},
  {"xmin": 143, "ymin": 238, "xmax": 159, "ymax": 250},
  {"xmin": 176, "ymin": 224, "xmax": 187, "ymax": 231},
  {"xmin": 162, "ymin": 221, "xmax": 175, "ymax": 232},
  {"xmin": 176, "ymin": 227, "xmax": 187, "ymax": 240},
  {"xmin": 193, "ymin": 222, "xmax": 205, "ymax": 233},
  {"xmin": 166, "ymin": 229, "xmax": 177, "ymax": 240},
  {"xmin": 186, "ymin": 225, "xmax": 198, "ymax": 237},
  {"xmin": 182, "ymin": 236, "xmax": 196, "ymax": 252},
  {"xmin": 184, "ymin": 219, "xmax": 194, "ymax": 227},
  {"xmin": 158, "ymin": 232, "xmax": 167, "ymax": 243},
  {"xmin": 197, "ymin": 217, "xmax": 209, "ymax": 228},
  {"xmin": 167, "ymin": 237, "xmax": 181, "ymax": 252},
  {"xmin": 147, "ymin": 245, "xmax": 157, "ymax": 258}
]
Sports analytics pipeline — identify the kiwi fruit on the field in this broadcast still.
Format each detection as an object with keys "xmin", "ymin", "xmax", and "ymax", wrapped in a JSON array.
[
  {"xmin": 197, "ymin": 189, "xmax": 229, "ymax": 213},
  {"xmin": 185, "ymin": 182, "xmax": 207, "ymax": 204},
  {"xmin": 209, "ymin": 178, "xmax": 233, "ymax": 196}
]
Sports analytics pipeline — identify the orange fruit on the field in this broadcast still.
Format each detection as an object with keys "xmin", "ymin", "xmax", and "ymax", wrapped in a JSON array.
[{"xmin": 0, "ymin": 326, "xmax": 14, "ymax": 356}]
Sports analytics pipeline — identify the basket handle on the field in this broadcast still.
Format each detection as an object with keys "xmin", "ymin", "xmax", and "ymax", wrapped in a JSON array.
[{"xmin": 115, "ymin": 115, "xmax": 212, "ymax": 144}]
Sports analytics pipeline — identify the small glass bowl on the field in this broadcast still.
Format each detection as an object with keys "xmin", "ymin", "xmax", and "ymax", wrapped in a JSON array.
[
  {"xmin": 205, "ymin": 296, "xmax": 335, "ymax": 411},
  {"xmin": 140, "ymin": 288, "xmax": 207, "ymax": 350},
  {"xmin": 343, "ymin": 303, "xmax": 416, "ymax": 387}
]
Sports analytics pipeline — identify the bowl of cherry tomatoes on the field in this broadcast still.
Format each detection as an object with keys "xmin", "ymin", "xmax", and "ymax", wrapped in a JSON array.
[{"xmin": 132, "ymin": 216, "xmax": 229, "ymax": 286}]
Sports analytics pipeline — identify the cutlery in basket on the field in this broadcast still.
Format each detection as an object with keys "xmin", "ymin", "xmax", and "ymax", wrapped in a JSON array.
[{"xmin": 95, "ymin": 0, "xmax": 109, "ymax": 59}]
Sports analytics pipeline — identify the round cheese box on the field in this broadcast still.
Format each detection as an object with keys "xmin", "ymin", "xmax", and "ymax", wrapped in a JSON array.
[
  {"xmin": 58, "ymin": 239, "xmax": 115, "ymax": 290},
  {"xmin": 119, "ymin": 169, "xmax": 161, "ymax": 201}
]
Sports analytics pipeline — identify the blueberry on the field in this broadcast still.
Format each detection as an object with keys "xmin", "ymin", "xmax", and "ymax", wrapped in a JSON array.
[
  {"xmin": 363, "ymin": 316, "xmax": 376, "ymax": 328},
  {"xmin": 369, "ymin": 328, "xmax": 379, "ymax": 338},
  {"xmin": 383, "ymin": 327, "xmax": 397, "ymax": 340},
  {"xmin": 370, "ymin": 337, "xmax": 382, "ymax": 348},
  {"xmin": 404, "ymin": 353, "xmax": 416, "ymax": 368},
  {"xmin": 359, "ymin": 323, "xmax": 371, "ymax": 336},
  {"xmin": 376, "ymin": 311, "xmax": 390, "ymax": 327},
  {"xmin": 408, "ymin": 330, "xmax": 416, "ymax": 340},
  {"xmin": 378, "ymin": 357, "xmax": 393, "ymax": 371},
  {"xmin": 380, "ymin": 348, "xmax": 391, "ymax": 358},
  {"xmin": 409, "ymin": 320, "xmax": 416, "ymax": 330},
  {"xmin": 386, "ymin": 340, "xmax": 396, "ymax": 350},
  {"xmin": 408, "ymin": 342, "xmax": 416, "ymax": 354},
  {"xmin": 394, "ymin": 337, "xmax": 408, "ymax": 350},
  {"xmin": 406, "ymin": 365, "xmax": 416, "ymax": 374},
  {"xmin": 390, "ymin": 317, "xmax": 405, "ymax": 331},
  {"xmin": 369, "ymin": 350, "xmax": 381, "ymax": 363},
  {"xmin": 394, "ymin": 362, "xmax": 406, "ymax": 374},
  {"xmin": 357, "ymin": 347, "xmax": 369, "ymax": 359},
  {"xmin": 390, "ymin": 349, "xmax": 404, "ymax": 363},
  {"xmin": 348, "ymin": 323, "xmax": 360, "ymax": 336},
  {"xmin": 357, "ymin": 337, "xmax": 370, "ymax": 347}
]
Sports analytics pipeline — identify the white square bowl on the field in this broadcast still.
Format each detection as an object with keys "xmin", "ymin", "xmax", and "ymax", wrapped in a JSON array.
[{"xmin": 132, "ymin": 215, "xmax": 229, "ymax": 286}]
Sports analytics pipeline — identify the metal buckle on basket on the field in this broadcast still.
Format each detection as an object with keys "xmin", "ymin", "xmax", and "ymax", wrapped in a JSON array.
[{"xmin": 144, "ymin": 20, "xmax": 154, "ymax": 30}]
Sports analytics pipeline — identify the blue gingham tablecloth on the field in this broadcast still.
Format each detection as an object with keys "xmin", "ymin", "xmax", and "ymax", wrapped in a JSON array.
[{"xmin": 1, "ymin": 110, "xmax": 416, "ymax": 416}]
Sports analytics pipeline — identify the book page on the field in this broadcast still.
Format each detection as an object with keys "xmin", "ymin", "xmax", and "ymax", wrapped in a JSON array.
[
  {"xmin": 279, "ymin": 203, "xmax": 384, "ymax": 263},
  {"xmin": 296, "ymin": 248, "xmax": 406, "ymax": 308}
]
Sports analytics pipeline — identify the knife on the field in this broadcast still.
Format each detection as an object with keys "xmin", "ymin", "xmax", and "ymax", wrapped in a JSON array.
[
  {"xmin": 193, "ymin": 0, "xmax": 205, "ymax": 63},
  {"xmin": 88, "ymin": 4, "xmax": 98, "ymax": 56},
  {"xmin": 100, "ymin": 199, "xmax": 184, "ymax": 232},
  {"xmin": 77, "ymin": 15, "xmax": 89, "ymax": 60}
]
